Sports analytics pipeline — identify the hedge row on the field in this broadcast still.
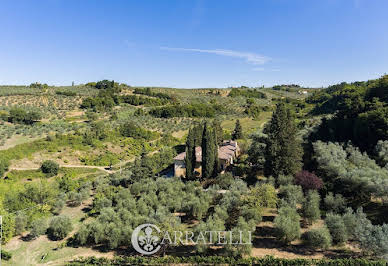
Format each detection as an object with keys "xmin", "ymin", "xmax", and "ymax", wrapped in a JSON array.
[{"xmin": 68, "ymin": 256, "xmax": 387, "ymax": 266}]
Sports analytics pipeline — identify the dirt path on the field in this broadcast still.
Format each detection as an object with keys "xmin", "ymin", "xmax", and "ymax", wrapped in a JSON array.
[
  {"xmin": 8, "ymin": 164, "xmax": 114, "ymax": 174},
  {"xmin": 7, "ymin": 154, "xmax": 140, "ymax": 175}
]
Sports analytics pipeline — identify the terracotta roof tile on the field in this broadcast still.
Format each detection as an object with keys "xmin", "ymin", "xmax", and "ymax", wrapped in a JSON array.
[{"xmin": 174, "ymin": 141, "xmax": 237, "ymax": 162}]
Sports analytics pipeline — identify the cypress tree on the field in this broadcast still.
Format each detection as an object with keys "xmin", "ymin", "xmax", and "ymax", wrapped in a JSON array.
[
  {"xmin": 185, "ymin": 128, "xmax": 196, "ymax": 179},
  {"xmin": 193, "ymin": 123, "xmax": 203, "ymax": 146},
  {"xmin": 201, "ymin": 122, "xmax": 215, "ymax": 179},
  {"xmin": 213, "ymin": 129, "xmax": 220, "ymax": 177},
  {"xmin": 264, "ymin": 103, "xmax": 302, "ymax": 178},
  {"xmin": 212, "ymin": 119, "xmax": 224, "ymax": 145},
  {"xmin": 232, "ymin": 119, "xmax": 243, "ymax": 140}
]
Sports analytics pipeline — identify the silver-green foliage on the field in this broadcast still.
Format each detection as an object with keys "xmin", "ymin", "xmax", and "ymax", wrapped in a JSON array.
[
  {"xmin": 325, "ymin": 213, "xmax": 348, "ymax": 244},
  {"xmin": 303, "ymin": 226, "xmax": 332, "ymax": 250},
  {"xmin": 302, "ymin": 190, "xmax": 321, "ymax": 224},
  {"xmin": 313, "ymin": 141, "xmax": 388, "ymax": 202},
  {"xmin": 274, "ymin": 206, "xmax": 301, "ymax": 244}
]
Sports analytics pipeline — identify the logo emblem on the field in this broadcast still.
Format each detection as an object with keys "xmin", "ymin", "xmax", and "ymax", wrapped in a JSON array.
[{"xmin": 131, "ymin": 223, "xmax": 161, "ymax": 255}]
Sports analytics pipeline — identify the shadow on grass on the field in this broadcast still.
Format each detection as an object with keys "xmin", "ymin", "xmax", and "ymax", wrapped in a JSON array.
[{"xmin": 21, "ymin": 234, "xmax": 36, "ymax": 242}]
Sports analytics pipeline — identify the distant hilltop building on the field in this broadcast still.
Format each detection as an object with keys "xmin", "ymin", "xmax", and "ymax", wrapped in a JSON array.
[
  {"xmin": 298, "ymin": 90, "xmax": 308, "ymax": 95},
  {"xmin": 173, "ymin": 140, "xmax": 240, "ymax": 178}
]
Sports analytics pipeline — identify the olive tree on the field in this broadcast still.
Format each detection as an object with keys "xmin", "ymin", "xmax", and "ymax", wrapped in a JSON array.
[
  {"xmin": 30, "ymin": 218, "xmax": 48, "ymax": 238},
  {"xmin": 325, "ymin": 213, "xmax": 348, "ymax": 244},
  {"xmin": 41, "ymin": 160, "xmax": 59, "ymax": 176},
  {"xmin": 302, "ymin": 190, "xmax": 321, "ymax": 224},
  {"xmin": 303, "ymin": 227, "xmax": 332, "ymax": 249},
  {"xmin": 48, "ymin": 215, "xmax": 73, "ymax": 240},
  {"xmin": 274, "ymin": 206, "xmax": 301, "ymax": 244}
]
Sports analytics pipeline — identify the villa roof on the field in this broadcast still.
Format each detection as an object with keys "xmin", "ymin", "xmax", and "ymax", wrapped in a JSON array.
[
  {"xmin": 174, "ymin": 146, "xmax": 202, "ymax": 162},
  {"xmin": 174, "ymin": 140, "xmax": 237, "ymax": 162}
]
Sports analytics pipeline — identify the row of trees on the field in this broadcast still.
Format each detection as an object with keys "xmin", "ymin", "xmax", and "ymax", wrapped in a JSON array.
[
  {"xmin": 75, "ymin": 167, "xmax": 277, "ymax": 257},
  {"xmin": 185, "ymin": 121, "xmax": 224, "ymax": 179},
  {"xmin": 121, "ymin": 95, "xmax": 169, "ymax": 106},
  {"xmin": 133, "ymin": 87, "xmax": 174, "ymax": 100},
  {"xmin": 228, "ymin": 87, "xmax": 267, "ymax": 99},
  {"xmin": 149, "ymin": 103, "xmax": 225, "ymax": 118},
  {"xmin": 29, "ymin": 82, "xmax": 48, "ymax": 89},
  {"xmin": 76, "ymin": 177, "xmax": 213, "ymax": 249},
  {"xmin": 1, "ymin": 107, "xmax": 42, "ymax": 125}
]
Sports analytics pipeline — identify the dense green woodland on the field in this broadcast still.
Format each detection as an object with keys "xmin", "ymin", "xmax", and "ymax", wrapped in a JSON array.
[
  {"xmin": 0, "ymin": 76, "xmax": 387, "ymax": 264},
  {"xmin": 307, "ymin": 75, "xmax": 388, "ymax": 153}
]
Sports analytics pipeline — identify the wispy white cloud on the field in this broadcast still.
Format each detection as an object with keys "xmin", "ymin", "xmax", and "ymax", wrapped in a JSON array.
[
  {"xmin": 252, "ymin": 67, "xmax": 265, "ymax": 71},
  {"xmin": 160, "ymin": 47, "xmax": 271, "ymax": 65},
  {"xmin": 252, "ymin": 67, "xmax": 280, "ymax": 72}
]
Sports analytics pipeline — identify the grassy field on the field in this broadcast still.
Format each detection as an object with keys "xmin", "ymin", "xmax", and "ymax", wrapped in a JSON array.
[
  {"xmin": 0, "ymin": 135, "xmax": 41, "ymax": 150},
  {"xmin": 221, "ymin": 112, "xmax": 272, "ymax": 134}
]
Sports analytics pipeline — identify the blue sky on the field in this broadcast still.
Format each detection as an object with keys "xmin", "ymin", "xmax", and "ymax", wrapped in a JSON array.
[{"xmin": 0, "ymin": 0, "xmax": 387, "ymax": 88}]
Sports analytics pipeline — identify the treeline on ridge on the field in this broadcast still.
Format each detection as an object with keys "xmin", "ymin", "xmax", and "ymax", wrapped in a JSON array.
[
  {"xmin": 228, "ymin": 87, "xmax": 267, "ymax": 99},
  {"xmin": 133, "ymin": 87, "xmax": 174, "ymax": 100},
  {"xmin": 306, "ymin": 75, "xmax": 388, "ymax": 153},
  {"xmin": 148, "ymin": 103, "xmax": 226, "ymax": 118}
]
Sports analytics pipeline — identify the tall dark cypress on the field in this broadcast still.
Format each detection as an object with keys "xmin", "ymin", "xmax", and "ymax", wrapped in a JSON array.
[
  {"xmin": 185, "ymin": 128, "xmax": 196, "ymax": 179},
  {"xmin": 264, "ymin": 103, "xmax": 302, "ymax": 178},
  {"xmin": 193, "ymin": 123, "xmax": 203, "ymax": 147},
  {"xmin": 232, "ymin": 119, "xmax": 243, "ymax": 140},
  {"xmin": 201, "ymin": 122, "xmax": 215, "ymax": 179},
  {"xmin": 212, "ymin": 128, "xmax": 220, "ymax": 177},
  {"xmin": 212, "ymin": 120, "xmax": 224, "ymax": 145}
]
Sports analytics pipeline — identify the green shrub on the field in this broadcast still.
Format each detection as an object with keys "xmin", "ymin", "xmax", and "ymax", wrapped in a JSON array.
[
  {"xmin": 30, "ymin": 218, "xmax": 48, "ymax": 238},
  {"xmin": 325, "ymin": 213, "xmax": 348, "ymax": 244},
  {"xmin": 48, "ymin": 215, "xmax": 73, "ymax": 240},
  {"xmin": 119, "ymin": 121, "xmax": 159, "ymax": 140},
  {"xmin": 41, "ymin": 160, "xmax": 59, "ymax": 176},
  {"xmin": 342, "ymin": 208, "xmax": 358, "ymax": 239},
  {"xmin": 324, "ymin": 192, "xmax": 346, "ymax": 213},
  {"xmin": 302, "ymin": 190, "xmax": 321, "ymax": 224},
  {"xmin": 52, "ymin": 197, "xmax": 66, "ymax": 215},
  {"xmin": 67, "ymin": 191, "xmax": 83, "ymax": 207},
  {"xmin": 0, "ymin": 158, "xmax": 9, "ymax": 177},
  {"xmin": 215, "ymin": 172, "xmax": 234, "ymax": 189},
  {"xmin": 277, "ymin": 174, "xmax": 294, "ymax": 186},
  {"xmin": 14, "ymin": 213, "xmax": 27, "ymax": 235},
  {"xmin": 0, "ymin": 250, "xmax": 12, "ymax": 261},
  {"xmin": 8, "ymin": 107, "xmax": 42, "ymax": 124},
  {"xmin": 56, "ymin": 90, "xmax": 77, "ymax": 96},
  {"xmin": 245, "ymin": 183, "xmax": 278, "ymax": 209},
  {"xmin": 274, "ymin": 206, "xmax": 301, "ymax": 244},
  {"xmin": 303, "ymin": 227, "xmax": 332, "ymax": 249},
  {"xmin": 278, "ymin": 184, "xmax": 304, "ymax": 207}
]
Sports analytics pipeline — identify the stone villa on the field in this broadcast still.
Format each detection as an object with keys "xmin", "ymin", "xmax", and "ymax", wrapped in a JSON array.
[{"xmin": 173, "ymin": 140, "xmax": 240, "ymax": 178}]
